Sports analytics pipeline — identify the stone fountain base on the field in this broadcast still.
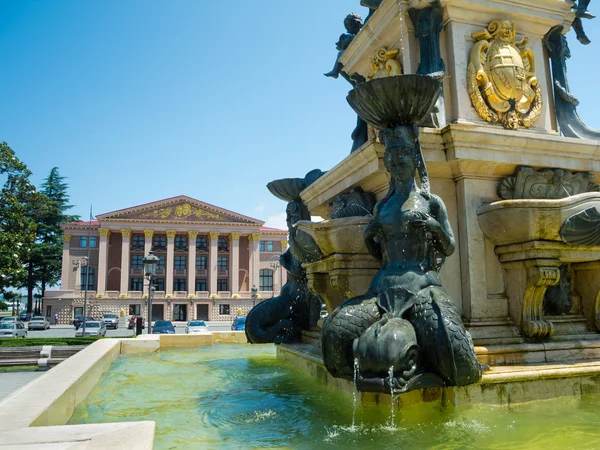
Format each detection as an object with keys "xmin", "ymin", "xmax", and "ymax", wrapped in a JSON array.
[{"xmin": 277, "ymin": 343, "xmax": 600, "ymax": 407}]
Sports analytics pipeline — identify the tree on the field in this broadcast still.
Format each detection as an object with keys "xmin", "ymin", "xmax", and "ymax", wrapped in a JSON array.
[
  {"xmin": 0, "ymin": 142, "xmax": 37, "ymax": 294},
  {"xmin": 24, "ymin": 167, "xmax": 80, "ymax": 310}
]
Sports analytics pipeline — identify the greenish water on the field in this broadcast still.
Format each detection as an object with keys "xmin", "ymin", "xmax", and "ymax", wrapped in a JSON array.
[{"xmin": 69, "ymin": 345, "xmax": 600, "ymax": 449}]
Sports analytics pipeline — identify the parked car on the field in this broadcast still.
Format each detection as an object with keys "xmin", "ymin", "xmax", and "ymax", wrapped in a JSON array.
[
  {"xmin": 152, "ymin": 320, "xmax": 175, "ymax": 334},
  {"xmin": 1, "ymin": 317, "xmax": 24, "ymax": 326},
  {"xmin": 128, "ymin": 316, "xmax": 146, "ymax": 329},
  {"xmin": 185, "ymin": 320, "xmax": 209, "ymax": 334},
  {"xmin": 0, "ymin": 321, "xmax": 27, "ymax": 338},
  {"xmin": 73, "ymin": 316, "xmax": 95, "ymax": 330},
  {"xmin": 102, "ymin": 313, "xmax": 119, "ymax": 330},
  {"xmin": 231, "ymin": 317, "xmax": 246, "ymax": 331},
  {"xmin": 28, "ymin": 316, "xmax": 51, "ymax": 330},
  {"xmin": 18, "ymin": 311, "xmax": 31, "ymax": 321},
  {"xmin": 75, "ymin": 321, "xmax": 106, "ymax": 337}
]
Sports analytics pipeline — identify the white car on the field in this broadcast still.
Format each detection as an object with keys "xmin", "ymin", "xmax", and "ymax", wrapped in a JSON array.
[
  {"xmin": 0, "ymin": 321, "xmax": 27, "ymax": 338},
  {"xmin": 185, "ymin": 320, "xmax": 209, "ymax": 333},
  {"xmin": 28, "ymin": 316, "xmax": 51, "ymax": 330},
  {"xmin": 75, "ymin": 321, "xmax": 107, "ymax": 337}
]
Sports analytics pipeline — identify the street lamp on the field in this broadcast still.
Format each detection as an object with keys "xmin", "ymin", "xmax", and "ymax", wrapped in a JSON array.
[
  {"xmin": 81, "ymin": 256, "xmax": 89, "ymax": 336},
  {"xmin": 143, "ymin": 252, "xmax": 159, "ymax": 335}
]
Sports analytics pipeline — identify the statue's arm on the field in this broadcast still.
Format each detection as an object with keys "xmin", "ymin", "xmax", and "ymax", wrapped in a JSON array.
[
  {"xmin": 427, "ymin": 195, "xmax": 456, "ymax": 256},
  {"xmin": 364, "ymin": 220, "xmax": 383, "ymax": 261}
]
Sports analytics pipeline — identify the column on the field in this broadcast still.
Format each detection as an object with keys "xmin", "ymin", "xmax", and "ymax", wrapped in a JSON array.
[
  {"xmin": 143, "ymin": 230, "xmax": 154, "ymax": 296},
  {"xmin": 97, "ymin": 228, "xmax": 111, "ymax": 296},
  {"xmin": 61, "ymin": 235, "xmax": 71, "ymax": 289},
  {"xmin": 187, "ymin": 231, "xmax": 198, "ymax": 296},
  {"xmin": 209, "ymin": 232, "xmax": 219, "ymax": 295},
  {"xmin": 229, "ymin": 232, "xmax": 240, "ymax": 295},
  {"xmin": 166, "ymin": 230, "xmax": 176, "ymax": 296},
  {"xmin": 120, "ymin": 229, "xmax": 132, "ymax": 295},
  {"xmin": 248, "ymin": 233, "xmax": 261, "ymax": 291}
]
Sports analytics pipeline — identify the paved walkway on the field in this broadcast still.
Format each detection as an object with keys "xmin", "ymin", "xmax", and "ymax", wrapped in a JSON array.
[{"xmin": 0, "ymin": 371, "xmax": 43, "ymax": 401}]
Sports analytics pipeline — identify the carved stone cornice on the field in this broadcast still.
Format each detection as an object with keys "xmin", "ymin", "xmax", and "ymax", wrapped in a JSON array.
[
  {"xmin": 144, "ymin": 229, "xmax": 154, "ymax": 238},
  {"xmin": 188, "ymin": 231, "xmax": 199, "ymax": 240},
  {"xmin": 229, "ymin": 232, "xmax": 241, "ymax": 241},
  {"xmin": 248, "ymin": 232, "xmax": 262, "ymax": 242},
  {"xmin": 166, "ymin": 230, "xmax": 177, "ymax": 239},
  {"xmin": 62, "ymin": 235, "xmax": 71, "ymax": 243},
  {"xmin": 121, "ymin": 229, "xmax": 132, "ymax": 238},
  {"xmin": 98, "ymin": 228, "xmax": 111, "ymax": 238},
  {"xmin": 208, "ymin": 231, "xmax": 220, "ymax": 241}
]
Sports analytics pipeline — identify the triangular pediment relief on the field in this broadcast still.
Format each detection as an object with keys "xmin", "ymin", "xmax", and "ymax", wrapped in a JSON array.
[{"xmin": 97, "ymin": 196, "xmax": 263, "ymax": 225}]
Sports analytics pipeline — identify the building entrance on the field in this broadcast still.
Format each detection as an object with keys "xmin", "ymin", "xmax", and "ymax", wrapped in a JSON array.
[
  {"xmin": 173, "ymin": 304, "xmax": 187, "ymax": 322},
  {"xmin": 152, "ymin": 304, "xmax": 164, "ymax": 322},
  {"xmin": 196, "ymin": 304, "xmax": 209, "ymax": 321}
]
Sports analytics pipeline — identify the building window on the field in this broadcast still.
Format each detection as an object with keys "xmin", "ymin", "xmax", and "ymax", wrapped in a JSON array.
[
  {"xmin": 130, "ymin": 278, "xmax": 144, "ymax": 291},
  {"xmin": 196, "ymin": 255, "xmax": 207, "ymax": 270},
  {"xmin": 154, "ymin": 277, "xmax": 165, "ymax": 291},
  {"xmin": 89, "ymin": 237, "xmax": 97, "ymax": 248},
  {"xmin": 131, "ymin": 234, "xmax": 144, "ymax": 250},
  {"xmin": 217, "ymin": 237, "xmax": 229, "ymax": 252},
  {"xmin": 259, "ymin": 241, "xmax": 265, "ymax": 251},
  {"xmin": 153, "ymin": 235, "xmax": 167, "ymax": 250},
  {"xmin": 174, "ymin": 255, "xmax": 186, "ymax": 270},
  {"xmin": 174, "ymin": 278, "xmax": 186, "ymax": 291},
  {"xmin": 195, "ymin": 279, "xmax": 207, "ymax": 291},
  {"xmin": 219, "ymin": 304, "xmax": 230, "ymax": 315},
  {"xmin": 79, "ymin": 237, "xmax": 87, "ymax": 248},
  {"xmin": 158, "ymin": 254, "xmax": 166, "ymax": 270},
  {"xmin": 74, "ymin": 307, "xmax": 83, "ymax": 318},
  {"xmin": 129, "ymin": 304, "xmax": 141, "ymax": 315},
  {"xmin": 217, "ymin": 279, "xmax": 228, "ymax": 291},
  {"xmin": 217, "ymin": 256, "xmax": 228, "ymax": 271},
  {"xmin": 80, "ymin": 267, "xmax": 95, "ymax": 290},
  {"xmin": 174, "ymin": 236, "xmax": 187, "ymax": 251},
  {"xmin": 260, "ymin": 269, "xmax": 274, "ymax": 291},
  {"xmin": 196, "ymin": 236, "xmax": 208, "ymax": 251},
  {"xmin": 267, "ymin": 241, "xmax": 273, "ymax": 252},
  {"xmin": 131, "ymin": 254, "xmax": 144, "ymax": 269},
  {"xmin": 46, "ymin": 305, "xmax": 52, "ymax": 317}
]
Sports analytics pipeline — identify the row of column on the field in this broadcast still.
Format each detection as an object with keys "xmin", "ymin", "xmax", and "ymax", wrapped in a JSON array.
[{"xmin": 95, "ymin": 229, "xmax": 262, "ymax": 297}]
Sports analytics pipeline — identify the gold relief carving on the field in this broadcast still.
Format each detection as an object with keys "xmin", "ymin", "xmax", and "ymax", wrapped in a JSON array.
[
  {"xmin": 248, "ymin": 232, "xmax": 262, "ymax": 243},
  {"xmin": 208, "ymin": 231, "xmax": 220, "ymax": 241},
  {"xmin": 121, "ymin": 229, "xmax": 132, "ymax": 238},
  {"xmin": 467, "ymin": 20, "xmax": 542, "ymax": 130},
  {"xmin": 367, "ymin": 48, "xmax": 403, "ymax": 80},
  {"xmin": 521, "ymin": 266, "xmax": 560, "ymax": 338},
  {"xmin": 144, "ymin": 229, "xmax": 154, "ymax": 238},
  {"xmin": 62, "ymin": 235, "xmax": 72, "ymax": 243},
  {"xmin": 166, "ymin": 230, "xmax": 177, "ymax": 239},
  {"xmin": 98, "ymin": 228, "xmax": 111, "ymax": 237},
  {"xmin": 140, "ymin": 202, "xmax": 221, "ymax": 221},
  {"xmin": 280, "ymin": 240, "xmax": 288, "ymax": 250},
  {"xmin": 188, "ymin": 231, "xmax": 199, "ymax": 240},
  {"xmin": 229, "ymin": 232, "xmax": 241, "ymax": 242}
]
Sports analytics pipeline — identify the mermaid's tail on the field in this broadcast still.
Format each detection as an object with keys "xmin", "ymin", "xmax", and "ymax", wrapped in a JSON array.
[
  {"xmin": 321, "ymin": 294, "xmax": 381, "ymax": 377},
  {"xmin": 410, "ymin": 286, "xmax": 482, "ymax": 386}
]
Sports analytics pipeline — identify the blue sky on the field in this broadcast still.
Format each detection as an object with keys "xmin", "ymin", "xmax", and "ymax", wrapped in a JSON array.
[{"xmin": 1, "ymin": 1, "xmax": 599, "ymax": 230}]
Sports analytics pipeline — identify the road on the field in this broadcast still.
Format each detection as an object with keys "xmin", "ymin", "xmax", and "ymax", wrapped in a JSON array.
[{"xmin": 23, "ymin": 322, "xmax": 232, "ymax": 338}]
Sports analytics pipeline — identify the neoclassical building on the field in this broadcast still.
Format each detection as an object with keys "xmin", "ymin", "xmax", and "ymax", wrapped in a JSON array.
[{"xmin": 44, "ymin": 196, "xmax": 288, "ymax": 324}]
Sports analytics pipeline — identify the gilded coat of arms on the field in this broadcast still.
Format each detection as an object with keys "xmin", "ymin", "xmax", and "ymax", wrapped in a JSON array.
[{"xmin": 467, "ymin": 20, "xmax": 542, "ymax": 130}]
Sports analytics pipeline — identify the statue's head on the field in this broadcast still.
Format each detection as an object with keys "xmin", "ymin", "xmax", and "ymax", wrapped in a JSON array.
[
  {"xmin": 382, "ymin": 125, "xmax": 418, "ymax": 183},
  {"xmin": 344, "ymin": 13, "xmax": 363, "ymax": 35},
  {"xmin": 285, "ymin": 200, "xmax": 310, "ymax": 229},
  {"xmin": 489, "ymin": 20, "xmax": 515, "ymax": 42}
]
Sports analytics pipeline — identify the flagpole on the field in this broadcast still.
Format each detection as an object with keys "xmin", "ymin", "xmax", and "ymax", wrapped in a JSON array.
[{"xmin": 82, "ymin": 205, "xmax": 92, "ymax": 337}]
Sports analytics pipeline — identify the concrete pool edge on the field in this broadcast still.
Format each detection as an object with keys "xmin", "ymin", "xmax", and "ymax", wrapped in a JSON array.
[
  {"xmin": 277, "ymin": 343, "xmax": 600, "ymax": 407},
  {"xmin": 0, "ymin": 331, "xmax": 247, "ymax": 449}
]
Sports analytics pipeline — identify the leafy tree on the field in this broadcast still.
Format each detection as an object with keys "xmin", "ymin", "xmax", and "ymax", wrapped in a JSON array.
[
  {"xmin": 24, "ymin": 167, "xmax": 80, "ymax": 310},
  {"xmin": 0, "ymin": 142, "xmax": 37, "ymax": 294},
  {"xmin": 0, "ymin": 301, "xmax": 7, "ymax": 311}
]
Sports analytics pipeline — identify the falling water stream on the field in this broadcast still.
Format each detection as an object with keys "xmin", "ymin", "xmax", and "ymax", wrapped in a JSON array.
[{"xmin": 352, "ymin": 357, "xmax": 360, "ymax": 429}]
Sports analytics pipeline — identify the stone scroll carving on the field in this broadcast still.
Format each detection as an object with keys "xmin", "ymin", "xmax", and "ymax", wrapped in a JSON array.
[
  {"xmin": 329, "ymin": 187, "xmax": 376, "ymax": 219},
  {"xmin": 522, "ymin": 266, "xmax": 560, "ymax": 338},
  {"xmin": 498, "ymin": 166, "xmax": 599, "ymax": 200}
]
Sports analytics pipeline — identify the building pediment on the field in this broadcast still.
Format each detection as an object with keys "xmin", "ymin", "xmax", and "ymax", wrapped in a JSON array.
[{"xmin": 96, "ymin": 196, "xmax": 264, "ymax": 226}]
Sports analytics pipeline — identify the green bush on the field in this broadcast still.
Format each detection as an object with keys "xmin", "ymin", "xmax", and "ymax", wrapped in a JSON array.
[
  {"xmin": 0, "ymin": 337, "xmax": 106, "ymax": 347},
  {"xmin": 0, "ymin": 302, "xmax": 8, "ymax": 311}
]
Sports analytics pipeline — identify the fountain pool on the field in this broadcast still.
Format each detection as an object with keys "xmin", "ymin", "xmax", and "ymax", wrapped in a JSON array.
[{"xmin": 68, "ymin": 344, "xmax": 600, "ymax": 449}]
